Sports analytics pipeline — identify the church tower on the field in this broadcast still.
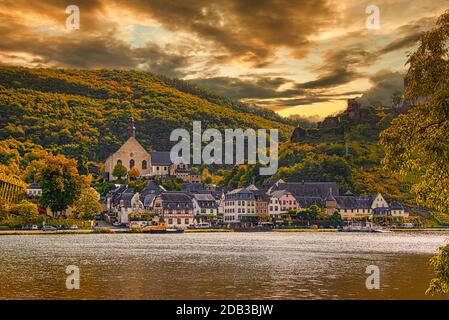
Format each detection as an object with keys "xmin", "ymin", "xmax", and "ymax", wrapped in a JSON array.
[
  {"xmin": 128, "ymin": 117, "xmax": 136, "ymax": 138},
  {"xmin": 325, "ymin": 188, "xmax": 337, "ymax": 215}
]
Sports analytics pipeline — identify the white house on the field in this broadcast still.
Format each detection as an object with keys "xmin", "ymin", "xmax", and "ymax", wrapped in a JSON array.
[
  {"xmin": 192, "ymin": 193, "xmax": 218, "ymax": 224},
  {"xmin": 26, "ymin": 183, "xmax": 42, "ymax": 198},
  {"xmin": 223, "ymin": 188, "xmax": 257, "ymax": 225}
]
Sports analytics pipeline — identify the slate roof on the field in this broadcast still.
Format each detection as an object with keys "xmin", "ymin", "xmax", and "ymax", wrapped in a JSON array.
[
  {"xmin": 295, "ymin": 196, "xmax": 324, "ymax": 208},
  {"xmin": 271, "ymin": 182, "xmax": 340, "ymax": 197},
  {"xmin": 143, "ymin": 194, "xmax": 156, "ymax": 207},
  {"xmin": 27, "ymin": 183, "xmax": 41, "ymax": 190},
  {"xmin": 181, "ymin": 183, "xmax": 204, "ymax": 192},
  {"xmin": 193, "ymin": 193, "xmax": 215, "ymax": 201},
  {"xmin": 270, "ymin": 190, "xmax": 291, "ymax": 198},
  {"xmin": 140, "ymin": 181, "xmax": 165, "ymax": 196},
  {"xmin": 252, "ymin": 190, "xmax": 270, "ymax": 201},
  {"xmin": 150, "ymin": 151, "xmax": 172, "ymax": 165},
  {"xmin": 225, "ymin": 188, "xmax": 256, "ymax": 200},
  {"xmin": 119, "ymin": 192, "xmax": 134, "ymax": 208},
  {"xmin": 160, "ymin": 192, "xmax": 193, "ymax": 210},
  {"xmin": 334, "ymin": 196, "xmax": 372, "ymax": 209},
  {"xmin": 389, "ymin": 201, "xmax": 404, "ymax": 210},
  {"xmin": 193, "ymin": 193, "xmax": 218, "ymax": 208}
]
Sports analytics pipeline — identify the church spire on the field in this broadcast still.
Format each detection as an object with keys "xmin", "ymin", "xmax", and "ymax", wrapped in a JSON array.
[{"xmin": 128, "ymin": 117, "xmax": 136, "ymax": 138}]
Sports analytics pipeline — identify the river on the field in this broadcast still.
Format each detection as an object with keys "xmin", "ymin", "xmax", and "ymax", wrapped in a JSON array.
[{"xmin": 0, "ymin": 232, "xmax": 448, "ymax": 299}]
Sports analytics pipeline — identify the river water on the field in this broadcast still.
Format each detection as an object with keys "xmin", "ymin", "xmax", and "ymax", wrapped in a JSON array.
[{"xmin": 0, "ymin": 232, "xmax": 448, "ymax": 300}]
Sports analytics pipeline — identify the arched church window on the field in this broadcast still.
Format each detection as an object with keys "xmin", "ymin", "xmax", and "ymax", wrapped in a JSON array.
[
  {"xmin": 142, "ymin": 160, "xmax": 147, "ymax": 170},
  {"xmin": 117, "ymin": 160, "xmax": 122, "ymax": 165},
  {"xmin": 130, "ymin": 159, "xmax": 135, "ymax": 168}
]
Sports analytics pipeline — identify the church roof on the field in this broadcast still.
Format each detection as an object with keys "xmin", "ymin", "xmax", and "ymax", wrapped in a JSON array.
[
  {"xmin": 105, "ymin": 136, "xmax": 150, "ymax": 163},
  {"xmin": 295, "ymin": 196, "xmax": 324, "ymax": 208},
  {"xmin": 151, "ymin": 151, "xmax": 172, "ymax": 165}
]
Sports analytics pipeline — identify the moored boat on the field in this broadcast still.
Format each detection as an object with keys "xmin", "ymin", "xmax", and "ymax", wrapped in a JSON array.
[{"xmin": 143, "ymin": 219, "xmax": 184, "ymax": 234}]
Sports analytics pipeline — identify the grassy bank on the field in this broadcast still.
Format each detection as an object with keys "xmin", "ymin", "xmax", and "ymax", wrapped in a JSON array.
[
  {"xmin": 184, "ymin": 229, "xmax": 234, "ymax": 233},
  {"xmin": 273, "ymin": 229, "xmax": 339, "ymax": 232},
  {"xmin": 0, "ymin": 230, "xmax": 95, "ymax": 235},
  {"xmin": 388, "ymin": 228, "xmax": 449, "ymax": 232}
]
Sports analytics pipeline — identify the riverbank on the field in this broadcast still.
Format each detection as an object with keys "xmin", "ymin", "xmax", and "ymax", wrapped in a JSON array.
[
  {"xmin": 1, "ymin": 227, "xmax": 449, "ymax": 235},
  {"xmin": 273, "ymin": 228, "xmax": 339, "ymax": 232}
]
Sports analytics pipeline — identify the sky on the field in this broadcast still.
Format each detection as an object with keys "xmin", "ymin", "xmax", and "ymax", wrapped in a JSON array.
[{"xmin": 0, "ymin": 0, "xmax": 447, "ymax": 118}]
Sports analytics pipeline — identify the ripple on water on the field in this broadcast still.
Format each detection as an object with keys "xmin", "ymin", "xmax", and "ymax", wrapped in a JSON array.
[{"xmin": 0, "ymin": 232, "xmax": 447, "ymax": 299}]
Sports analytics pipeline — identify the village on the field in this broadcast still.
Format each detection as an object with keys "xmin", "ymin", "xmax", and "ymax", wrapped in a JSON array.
[{"xmin": 21, "ymin": 119, "xmax": 417, "ymax": 233}]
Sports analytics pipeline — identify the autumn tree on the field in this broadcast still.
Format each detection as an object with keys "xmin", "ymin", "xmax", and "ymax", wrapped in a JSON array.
[
  {"xmin": 426, "ymin": 244, "xmax": 449, "ymax": 295},
  {"xmin": 34, "ymin": 154, "xmax": 88, "ymax": 215},
  {"xmin": 74, "ymin": 187, "xmax": 102, "ymax": 220},
  {"xmin": 128, "ymin": 166, "xmax": 140, "ymax": 180},
  {"xmin": 9, "ymin": 200, "xmax": 38, "ymax": 221},
  {"xmin": 112, "ymin": 163, "xmax": 128, "ymax": 180},
  {"xmin": 379, "ymin": 10, "xmax": 449, "ymax": 295},
  {"xmin": 380, "ymin": 10, "xmax": 449, "ymax": 212}
]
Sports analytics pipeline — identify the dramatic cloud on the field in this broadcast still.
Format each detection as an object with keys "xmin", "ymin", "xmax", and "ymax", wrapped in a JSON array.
[
  {"xmin": 357, "ymin": 70, "xmax": 405, "ymax": 106},
  {"xmin": 189, "ymin": 76, "xmax": 303, "ymax": 100},
  {"xmin": 0, "ymin": 0, "xmax": 447, "ymax": 116},
  {"xmin": 115, "ymin": 0, "xmax": 339, "ymax": 66}
]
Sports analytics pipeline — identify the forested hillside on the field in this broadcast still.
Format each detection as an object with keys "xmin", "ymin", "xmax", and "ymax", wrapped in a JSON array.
[
  {"xmin": 215, "ymin": 103, "xmax": 415, "ymax": 206},
  {"xmin": 0, "ymin": 66, "xmax": 416, "ymax": 207},
  {"xmin": 0, "ymin": 66, "xmax": 293, "ymax": 174}
]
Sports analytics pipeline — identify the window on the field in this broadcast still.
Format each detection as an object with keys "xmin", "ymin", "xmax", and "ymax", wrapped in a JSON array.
[
  {"xmin": 177, "ymin": 218, "xmax": 181, "ymax": 225},
  {"xmin": 168, "ymin": 218, "xmax": 173, "ymax": 224},
  {"xmin": 185, "ymin": 218, "xmax": 189, "ymax": 224},
  {"xmin": 142, "ymin": 160, "xmax": 147, "ymax": 170},
  {"xmin": 117, "ymin": 160, "xmax": 122, "ymax": 165},
  {"xmin": 130, "ymin": 159, "xmax": 135, "ymax": 168}
]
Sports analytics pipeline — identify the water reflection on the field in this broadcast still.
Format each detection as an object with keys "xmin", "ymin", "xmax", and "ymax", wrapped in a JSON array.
[{"xmin": 0, "ymin": 232, "xmax": 448, "ymax": 299}]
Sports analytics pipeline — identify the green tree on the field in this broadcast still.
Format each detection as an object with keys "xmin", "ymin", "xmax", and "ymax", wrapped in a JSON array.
[
  {"xmin": 203, "ymin": 176, "xmax": 212, "ymax": 184},
  {"xmin": 9, "ymin": 200, "xmax": 38, "ymax": 221},
  {"xmin": 34, "ymin": 154, "xmax": 87, "ymax": 215},
  {"xmin": 330, "ymin": 212, "xmax": 343, "ymax": 226},
  {"xmin": 74, "ymin": 187, "xmax": 102, "ymax": 220},
  {"xmin": 379, "ymin": 10, "xmax": 449, "ymax": 295},
  {"xmin": 112, "ymin": 163, "xmax": 128, "ymax": 180},
  {"xmin": 305, "ymin": 205, "xmax": 322, "ymax": 220},
  {"xmin": 380, "ymin": 10, "xmax": 449, "ymax": 212}
]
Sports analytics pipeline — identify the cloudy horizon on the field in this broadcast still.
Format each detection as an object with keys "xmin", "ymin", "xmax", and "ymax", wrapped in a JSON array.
[{"xmin": 0, "ymin": 0, "xmax": 447, "ymax": 118}]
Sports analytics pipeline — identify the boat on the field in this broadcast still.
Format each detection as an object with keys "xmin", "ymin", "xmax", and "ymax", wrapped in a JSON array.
[
  {"xmin": 142, "ymin": 220, "xmax": 184, "ymax": 234},
  {"xmin": 342, "ymin": 225, "xmax": 373, "ymax": 232},
  {"xmin": 372, "ymin": 228, "xmax": 392, "ymax": 233}
]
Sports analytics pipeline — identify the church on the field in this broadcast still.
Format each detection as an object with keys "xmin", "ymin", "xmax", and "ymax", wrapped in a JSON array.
[
  {"xmin": 103, "ymin": 118, "xmax": 200, "ymax": 182},
  {"xmin": 103, "ymin": 118, "xmax": 151, "ymax": 181}
]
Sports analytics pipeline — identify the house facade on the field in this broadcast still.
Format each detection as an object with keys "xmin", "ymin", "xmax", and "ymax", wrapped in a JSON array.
[
  {"xmin": 223, "ymin": 188, "xmax": 257, "ymax": 226},
  {"xmin": 26, "ymin": 183, "xmax": 42, "ymax": 198},
  {"xmin": 192, "ymin": 193, "xmax": 218, "ymax": 224},
  {"xmin": 153, "ymin": 192, "xmax": 194, "ymax": 228}
]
